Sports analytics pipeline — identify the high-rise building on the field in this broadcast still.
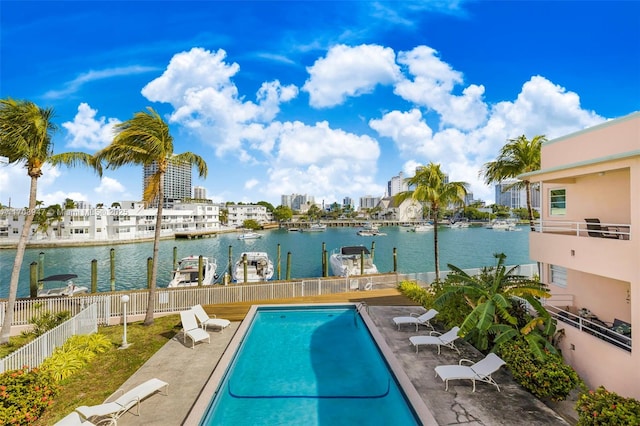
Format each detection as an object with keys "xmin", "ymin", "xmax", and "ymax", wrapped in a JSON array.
[
  {"xmin": 193, "ymin": 186, "xmax": 207, "ymax": 200},
  {"xmin": 359, "ymin": 195, "xmax": 381, "ymax": 210},
  {"xmin": 388, "ymin": 172, "xmax": 409, "ymax": 196},
  {"xmin": 143, "ymin": 158, "xmax": 192, "ymax": 208},
  {"xmin": 281, "ymin": 194, "xmax": 315, "ymax": 211},
  {"xmin": 494, "ymin": 179, "xmax": 540, "ymax": 210}
]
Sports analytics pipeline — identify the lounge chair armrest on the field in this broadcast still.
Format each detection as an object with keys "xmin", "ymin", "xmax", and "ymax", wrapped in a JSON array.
[
  {"xmin": 459, "ymin": 358, "xmax": 474, "ymax": 366},
  {"xmin": 410, "ymin": 313, "xmax": 420, "ymax": 318},
  {"xmin": 428, "ymin": 331, "xmax": 442, "ymax": 336}
]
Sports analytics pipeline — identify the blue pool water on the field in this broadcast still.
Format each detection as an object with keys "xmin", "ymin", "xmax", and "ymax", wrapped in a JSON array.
[{"xmin": 200, "ymin": 305, "xmax": 420, "ymax": 425}]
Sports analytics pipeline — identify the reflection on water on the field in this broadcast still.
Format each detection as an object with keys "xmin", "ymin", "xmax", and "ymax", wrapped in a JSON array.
[{"xmin": 0, "ymin": 225, "xmax": 530, "ymax": 298}]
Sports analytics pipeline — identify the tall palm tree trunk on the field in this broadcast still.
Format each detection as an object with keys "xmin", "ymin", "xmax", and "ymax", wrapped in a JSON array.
[
  {"xmin": 0, "ymin": 177, "xmax": 38, "ymax": 343},
  {"xmin": 433, "ymin": 207, "xmax": 440, "ymax": 280},
  {"xmin": 144, "ymin": 176, "xmax": 163, "ymax": 326}
]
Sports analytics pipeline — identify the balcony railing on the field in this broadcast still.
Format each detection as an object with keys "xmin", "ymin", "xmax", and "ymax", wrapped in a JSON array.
[
  {"xmin": 533, "ymin": 220, "xmax": 631, "ymax": 240},
  {"xmin": 545, "ymin": 305, "xmax": 631, "ymax": 352}
]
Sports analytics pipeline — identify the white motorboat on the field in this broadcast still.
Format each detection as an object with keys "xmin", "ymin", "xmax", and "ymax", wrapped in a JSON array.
[
  {"xmin": 489, "ymin": 220, "xmax": 519, "ymax": 231},
  {"xmin": 448, "ymin": 221, "xmax": 470, "ymax": 229},
  {"xmin": 238, "ymin": 231, "xmax": 262, "ymax": 240},
  {"xmin": 232, "ymin": 252, "xmax": 274, "ymax": 282},
  {"xmin": 302, "ymin": 223, "xmax": 327, "ymax": 232},
  {"xmin": 357, "ymin": 229, "xmax": 387, "ymax": 236},
  {"xmin": 37, "ymin": 274, "xmax": 89, "ymax": 297},
  {"xmin": 329, "ymin": 246, "xmax": 379, "ymax": 277},
  {"xmin": 168, "ymin": 256, "xmax": 218, "ymax": 287},
  {"xmin": 413, "ymin": 223, "xmax": 434, "ymax": 232}
]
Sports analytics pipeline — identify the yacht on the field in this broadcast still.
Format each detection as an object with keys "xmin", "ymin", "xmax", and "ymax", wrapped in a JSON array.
[
  {"xmin": 238, "ymin": 231, "xmax": 262, "ymax": 240},
  {"xmin": 168, "ymin": 256, "xmax": 218, "ymax": 287},
  {"xmin": 37, "ymin": 274, "xmax": 89, "ymax": 297},
  {"xmin": 232, "ymin": 252, "xmax": 274, "ymax": 282},
  {"xmin": 329, "ymin": 246, "xmax": 379, "ymax": 277},
  {"xmin": 413, "ymin": 223, "xmax": 434, "ymax": 232},
  {"xmin": 302, "ymin": 223, "xmax": 327, "ymax": 232}
]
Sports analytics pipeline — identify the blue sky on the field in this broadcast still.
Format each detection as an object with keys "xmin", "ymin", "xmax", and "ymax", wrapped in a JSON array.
[{"xmin": 1, "ymin": 1, "xmax": 639, "ymax": 209}]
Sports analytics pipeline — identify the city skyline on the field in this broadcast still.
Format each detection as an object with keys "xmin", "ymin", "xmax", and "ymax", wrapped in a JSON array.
[{"xmin": 1, "ymin": 1, "xmax": 638, "ymax": 209}]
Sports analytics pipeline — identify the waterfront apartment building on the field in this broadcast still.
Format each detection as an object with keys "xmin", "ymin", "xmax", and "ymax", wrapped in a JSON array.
[
  {"xmin": 225, "ymin": 204, "xmax": 271, "ymax": 228},
  {"xmin": 494, "ymin": 179, "xmax": 540, "ymax": 211},
  {"xmin": 143, "ymin": 158, "xmax": 192, "ymax": 208},
  {"xmin": 0, "ymin": 201, "xmax": 222, "ymax": 242},
  {"xmin": 522, "ymin": 112, "xmax": 638, "ymax": 399}
]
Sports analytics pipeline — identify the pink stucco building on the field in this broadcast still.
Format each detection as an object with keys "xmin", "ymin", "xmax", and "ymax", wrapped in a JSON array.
[{"xmin": 522, "ymin": 111, "xmax": 639, "ymax": 399}]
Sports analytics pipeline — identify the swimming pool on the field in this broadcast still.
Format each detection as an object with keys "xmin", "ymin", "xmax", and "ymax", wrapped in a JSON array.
[{"xmin": 191, "ymin": 304, "xmax": 431, "ymax": 425}]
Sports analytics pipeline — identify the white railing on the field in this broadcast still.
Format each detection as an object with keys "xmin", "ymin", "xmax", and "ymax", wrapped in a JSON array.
[
  {"xmin": 0, "ymin": 303, "xmax": 98, "ymax": 373},
  {"xmin": 534, "ymin": 219, "xmax": 631, "ymax": 240},
  {"xmin": 0, "ymin": 265, "xmax": 537, "ymax": 327}
]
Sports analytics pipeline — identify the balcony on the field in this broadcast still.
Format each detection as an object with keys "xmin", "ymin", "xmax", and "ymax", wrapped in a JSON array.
[
  {"xmin": 534, "ymin": 219, "xmax": 631, "ymax": 240},
  {"xmin": 545, "ymin": 304, "xmax": 631, "ymax": 352}
]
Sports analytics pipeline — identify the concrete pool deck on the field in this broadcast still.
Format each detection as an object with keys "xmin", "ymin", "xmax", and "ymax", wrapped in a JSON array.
[{"xmin": 113, "ymin": 306, "xmax": 574, "ymax": 425}]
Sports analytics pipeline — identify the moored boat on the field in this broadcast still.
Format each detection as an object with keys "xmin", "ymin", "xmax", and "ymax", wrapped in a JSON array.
[
  {"xmin": 232, "ymin": 251, "xmax": 274, "ymax": 282},
  {"xmin": 302, "ymin": 223, "xmax": 327, "ymax": 232},
  {"xmin": 329, "ymin": 246, "xmax": 379, "ymax": 277},
  {"xmin": 37, "ymin": 274, "xmax": 89, "ymax": 297},
  {"xmin": 168, "ymin": 256, "xmax": 218, "ymax": 287},
  {"xmin": 413, "ymin": 223, "xmax": 434, "ymax": 232},
  {"xmin": 238, "ymin": 231, "xmax": 262, "ymax": 240}
]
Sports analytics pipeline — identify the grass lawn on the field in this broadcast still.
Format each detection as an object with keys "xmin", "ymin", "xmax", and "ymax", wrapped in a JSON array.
[{"xmin": 33, "ymin": 315, "xmax": 181, "ymax": 425}]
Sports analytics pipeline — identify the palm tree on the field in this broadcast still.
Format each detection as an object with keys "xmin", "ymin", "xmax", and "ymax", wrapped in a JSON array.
[
  {"xmin": 396, "ymin": 163, "xmax": 468, "ymax": 279},
  {"xmin": 481, "ymin": 135, "xmax": 547, "ymax": 230},
  {"xmin": 436, "ymin": 253, "xmax": 555, "ymax": 358},
  {"xmin": 0, "ymin": 98, "xmax": 100, "ymax": 344},
  {"xmin": 94, "ymin": 107, "xmax": 207, "ymax": 325}
]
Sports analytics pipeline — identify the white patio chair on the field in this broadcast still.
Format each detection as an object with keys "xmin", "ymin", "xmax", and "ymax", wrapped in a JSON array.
[
  {"xmin": 180, "ymin": 309, "xmax": 211, "ymax": 348},
  {"xmin": 392, "ymin": 309, "xmax": 438, "ymax": 331},
  {"xmin": 75, "ymin": 378, "xmax": 168, "ymax": 424},
  {"xmin": 409, "ymin": 326, "xmax": 461, "ymax": 354},
  {"xmin": 191, "ymin": 304, "xmax": 231, "ymax": 331},
  {"xmin": 434, "ymin": 352, "xmax": 506, "ymax": 392}
]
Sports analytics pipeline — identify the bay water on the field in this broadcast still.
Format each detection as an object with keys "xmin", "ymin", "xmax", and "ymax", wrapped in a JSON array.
[{"xmin": 0, "ymin": 225, "xmax": 531, "ymax": 298}]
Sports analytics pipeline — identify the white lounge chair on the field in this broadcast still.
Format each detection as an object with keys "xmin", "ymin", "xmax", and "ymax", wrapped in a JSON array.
[
  {"xmin": 409, "ymin": 326, "xmax": 461, "ymax": 354},
  {"xmin": 54, "ymin": 412, "xmax": 96, "ymax": 426},
  {"xmin": 191, "ymin": 304, "xmax": 231, "ymax": 331},
  {"xmin": 180, "ymin": 309, "xmax": 211, "ymax": 348},
  {"xmin": 434, "ymin": 352, "xmax": 506, "ymax": 392},
  {"xmin": 75, "ymin": 378, "xmax": 168, "ymax": 424},
  {"xmin": 392, "ymin": 309, "xmax": 438, "ymax": 331}
]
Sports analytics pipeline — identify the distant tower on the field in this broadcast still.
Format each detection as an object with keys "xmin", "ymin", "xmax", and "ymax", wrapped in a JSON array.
[
  {"xmin": 143, "ymin": 158, "xmax": 192, "ymax": 208},
  {"xmin": 388, "ymin": 172, "xmax": 409, "ymax": 197},
  {"xmin": 193, "ymin": 186, "xmax": 206, "ymax": 200}
]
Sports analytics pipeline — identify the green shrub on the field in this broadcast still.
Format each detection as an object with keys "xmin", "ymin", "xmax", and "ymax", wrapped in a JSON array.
[
  {"xmin": 397, "ymin": 280, "xmax": 434, "ymax": 307},
  {"xmin": 26, "ymin": 309, "xmax": 71, "ymax": 338},
  {"xmin": 0, "ymin": 366, "xmax": 58, "ymax": 425},
  {"xmin": 40, "ymin": 334, "xmax": 111, "ymax": 382},
  {"xmin": 498, "ymin": 338, "xmax": 583, "ymax": 401},
  {"xmin": 576, "ymin": 386, "xmax": 640, "ymax": 425},
  {"xmin": 430, "ymin": 280, "xmax": 471, "ymax": 330}
]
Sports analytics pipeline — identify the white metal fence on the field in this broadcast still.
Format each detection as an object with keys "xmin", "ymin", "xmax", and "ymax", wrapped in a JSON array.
[
  {"xmin": 0, "ymin": 265, "xmax": 537, "ymax": 328},
  {"xmin": 0, "ymin": 303, "xmax": 98, "ymax": 373}
]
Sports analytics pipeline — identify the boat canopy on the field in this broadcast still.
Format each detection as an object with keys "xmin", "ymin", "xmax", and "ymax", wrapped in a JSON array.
[
  {"xmin": 40, "ymin": 274, "xmax": 78, "ymax": 282},
  {"xmin": 341, "ymin": 246, "xmax": 371, "ymax": 255}
]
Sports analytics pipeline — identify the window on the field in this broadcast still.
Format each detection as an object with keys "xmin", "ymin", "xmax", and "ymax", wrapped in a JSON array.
[
  {"xmin": 549, "ymin": 189, "xmax": 566, "ymax": 216},
  {"xmin": 550, "ymin": 264, "xmax": 567, "ymax": 288}
]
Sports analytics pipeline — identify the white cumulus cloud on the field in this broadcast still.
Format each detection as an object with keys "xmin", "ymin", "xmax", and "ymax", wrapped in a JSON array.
[
  {"xmin": 62, "ymin": 103, "xmax": 120, "ymax": 151},
  {"xmin": 303, "ymin": 44, "xmax": 401, "ymax": 108}
]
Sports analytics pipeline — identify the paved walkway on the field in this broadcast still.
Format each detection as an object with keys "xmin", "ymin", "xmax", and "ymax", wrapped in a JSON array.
[{"xmin": 112, "ymin": 306, "xmax": 573, "ymax": 426}]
